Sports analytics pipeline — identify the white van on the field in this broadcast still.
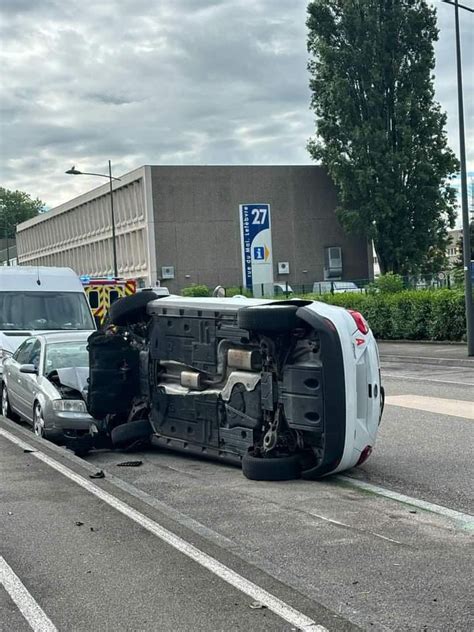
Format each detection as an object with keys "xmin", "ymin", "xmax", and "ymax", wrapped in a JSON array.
[{"xmin": 0, "ymin": 267, "xmax": 95, "ymax": 381}]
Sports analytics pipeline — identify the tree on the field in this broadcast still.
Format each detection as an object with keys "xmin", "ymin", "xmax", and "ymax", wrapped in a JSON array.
[
  {"xmin": 307, "ymin": 0, "xmax": 459, "ymax": 275},
  {"xmin": 0, "ymin": 187, "xmax": 46, "ymax": 239}
]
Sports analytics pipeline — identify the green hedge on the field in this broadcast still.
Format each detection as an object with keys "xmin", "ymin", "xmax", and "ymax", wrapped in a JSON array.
[
  {"xmin": 301, "ymin": 289, "xmax": 466, "ymax": 341},
  {"xmin": 181, "ymin": 284, "xmax": 211, "ymax": 297}
]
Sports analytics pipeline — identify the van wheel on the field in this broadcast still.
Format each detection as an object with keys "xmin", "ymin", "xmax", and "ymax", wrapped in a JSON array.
[
  {"xmin": 242, "ymin": 450, "xmax": 301, "ymax": 481},
  {"xmin": 109, "ymin": 292, "xmax": 159, "ymax": 326},
  {"xmin": 237, "ymin": 304, "xmax": 300, "ymax": 332},
  {"xmin": 111, "ymin": 419, "xmax": 152, "ymax": 448},
  {"xmin": 2, "ymin": 384, "xmax": 19, "ymax": 421}
]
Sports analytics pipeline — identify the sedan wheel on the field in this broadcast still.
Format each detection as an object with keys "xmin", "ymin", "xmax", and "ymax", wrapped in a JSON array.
[
  {"xmin": 33, "ymin": 404, "xmax": 45, "ymax": 438},
  {"xmin": 2, "ymin": 384, "xmax": 18, "ymax": 421}
]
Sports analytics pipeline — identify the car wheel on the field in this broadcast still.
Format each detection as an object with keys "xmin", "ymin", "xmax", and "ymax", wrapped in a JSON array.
[
  {"xmin": 242, "ymin": 450, "xmax": 301, "ymax": 481},
  {"xmin": 109, "ymin": 292, "xmax": 160, "ymax": 326},
  {"xmin": 33, "ymin": 403, "xmax": 46, "ymax": 439},
  {"xmin": 111, "ymin": 419, "xmax": 152, "ymax": 448},
  {"xmin": 237, "ymin": 304, "xmax": 301, "ymax": 332},
  {"xmin": 2, "ymin": 384, "xmax": 19, "ymax": 421}
]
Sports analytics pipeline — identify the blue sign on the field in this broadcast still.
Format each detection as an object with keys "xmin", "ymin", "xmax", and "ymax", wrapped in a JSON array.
[{"xmin": 239, "ymin": 204, "xmax": 272, "ymax": 290}]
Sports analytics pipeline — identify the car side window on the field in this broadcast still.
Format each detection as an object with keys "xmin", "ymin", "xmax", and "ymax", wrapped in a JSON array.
[
  {"xmin": 27, "ymin": 340, "xmax": 42, "ymax": 369},
  {"xmin": 13, "ymin": 339, "xmax": 35, "ymax": 364}
]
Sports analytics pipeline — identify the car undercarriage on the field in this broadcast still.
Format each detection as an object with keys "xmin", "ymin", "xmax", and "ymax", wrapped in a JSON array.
[{"xmin": 86, "ymin": 293, "xmax": 382, "ymax": 480}]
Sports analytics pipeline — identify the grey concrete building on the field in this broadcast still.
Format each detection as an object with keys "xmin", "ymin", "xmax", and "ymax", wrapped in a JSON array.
[{"xmin": 16, "ymin": 165, "xmax": 372, "ymax": 292}]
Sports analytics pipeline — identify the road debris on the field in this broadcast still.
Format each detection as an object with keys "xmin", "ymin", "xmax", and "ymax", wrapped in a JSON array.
[
  {"xmin": 116, "ymin": 460, "xmax": 143, "ymax": 467},
  {"xmin": 89, "ymin": 470, "xmax": 105, "ymax": 479},
  {"xmin": 249, "ymin": 602, "xmax": 267, "ymax": 610},
  {"xmin": 75, "ymin": 521, "xmax": 84, "ymax": 526}
]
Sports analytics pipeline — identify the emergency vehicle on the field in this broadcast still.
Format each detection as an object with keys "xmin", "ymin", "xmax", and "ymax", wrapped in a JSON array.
[{"xmin": 80, "ymin": 277, "xmax": 136, "ymax": 325}]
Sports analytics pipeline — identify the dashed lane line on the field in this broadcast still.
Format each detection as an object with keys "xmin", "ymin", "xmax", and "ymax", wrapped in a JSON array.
[{"xmin": 0, "ymin": 427, "xmax": 327, "ymax": 632}]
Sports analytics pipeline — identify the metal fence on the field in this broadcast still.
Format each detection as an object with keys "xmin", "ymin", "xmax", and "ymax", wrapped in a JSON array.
[{"xmin": 200, "ymin": 273, "xmax": 460, "ymax": 299}]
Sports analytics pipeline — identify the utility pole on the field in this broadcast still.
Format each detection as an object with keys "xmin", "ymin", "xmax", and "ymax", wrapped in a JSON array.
[{"xmin": 442, "ymin": 0, "xmax": 474, "ymax": 355}]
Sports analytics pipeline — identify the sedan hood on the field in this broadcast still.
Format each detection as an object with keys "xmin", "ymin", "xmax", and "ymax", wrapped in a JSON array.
[{"xmin": 56, "ymin": 367, "xmax": 89, "ymax": 396}]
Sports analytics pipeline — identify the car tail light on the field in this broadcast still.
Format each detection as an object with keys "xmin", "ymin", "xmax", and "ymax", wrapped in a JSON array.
[
  {"xmin": 356, "ymin": 445, "xmax": 372, "ymax": 466},
  {"xmin": 348, "ymin": 309, "xmax": 369, "ymax": 335}
]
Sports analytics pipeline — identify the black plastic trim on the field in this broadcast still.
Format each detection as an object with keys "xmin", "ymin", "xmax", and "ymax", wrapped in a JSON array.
[{"xmin": 295, "ymin": 306, "xmax": 346, "ymax": 478}]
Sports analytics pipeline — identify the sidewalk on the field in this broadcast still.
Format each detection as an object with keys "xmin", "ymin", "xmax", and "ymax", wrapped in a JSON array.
[{"xmin": 377, "ymin": 341, "xmax": 474, "ymax": 368}]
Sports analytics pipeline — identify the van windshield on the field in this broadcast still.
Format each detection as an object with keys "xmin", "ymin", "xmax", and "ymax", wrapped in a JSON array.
[{"xmin": 0, "ymin": 292, "xmax": 95, "ymax": 331}]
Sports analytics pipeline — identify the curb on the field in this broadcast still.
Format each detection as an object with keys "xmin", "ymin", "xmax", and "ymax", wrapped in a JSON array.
[{"xmin": 380, "ymin": 355, "xmax": 474, "ymax": 368}]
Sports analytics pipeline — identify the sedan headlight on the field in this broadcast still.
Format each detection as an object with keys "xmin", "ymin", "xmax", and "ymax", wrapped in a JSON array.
[{"xmin": 52, "ymin": 399, "xmax": 87, "ymax": 413}]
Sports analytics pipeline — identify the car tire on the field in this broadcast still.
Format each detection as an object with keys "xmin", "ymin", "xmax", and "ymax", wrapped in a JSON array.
[
  {"xmin": 237, "ymin": 304, "xmax": 300, "ymax": 332},
  {"xmin": 111, "ymin": 419, "xmax": 152, "ymax": 448},
  {"xmin": 33, "ymin": 403, "xmax": 47, "ymax": 439},
  {"xmin": 2, "ymin": 384, "xmax": 19, "ymax": 421},
  {"xmin": 242, "ymin": 450, "xmax": 301, "ymax": 481},
  {"xmin": 109, "ymin": 291, "xmax": 160, "ymax": 326}
]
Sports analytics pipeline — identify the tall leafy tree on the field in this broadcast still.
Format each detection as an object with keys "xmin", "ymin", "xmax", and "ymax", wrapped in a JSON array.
[
  {"xmin": 0, "ymin": 187, "xmax": 46, "ymax": 239},
  {"xmin": 307, "ymin": 0, "xmax": 458, "ymax": 275}
]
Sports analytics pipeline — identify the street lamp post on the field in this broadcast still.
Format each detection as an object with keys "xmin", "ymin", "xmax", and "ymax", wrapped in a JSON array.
[
  {"xmin": 441, "ymin": 0, "xmax": 474, "ymax": 355},
  {"xmin": 65, "ymin": 161, "xmax": 121, "ymax": 278}
]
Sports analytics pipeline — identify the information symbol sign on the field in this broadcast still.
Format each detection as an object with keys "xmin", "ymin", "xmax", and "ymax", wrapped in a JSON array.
[{"xmin": 253, "ymin": 246, "xmax": 265, "ymax": 261}]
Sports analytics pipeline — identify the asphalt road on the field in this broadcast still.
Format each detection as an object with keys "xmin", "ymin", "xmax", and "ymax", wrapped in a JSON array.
[
  {"xmin": 1, "ymin": 358, "xmax": 473, "ymax": 632},
  {"xmin": 351, "ymin": 360, "xmax": 474, "ymax": 513}
]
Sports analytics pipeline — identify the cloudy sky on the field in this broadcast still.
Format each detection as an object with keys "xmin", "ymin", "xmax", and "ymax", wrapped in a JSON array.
[{"xmin": 0, "ymin": 0, "xmax": 472, "ymax": 209}]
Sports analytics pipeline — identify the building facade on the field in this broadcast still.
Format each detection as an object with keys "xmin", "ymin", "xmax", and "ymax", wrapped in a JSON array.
[
  {"xmin": 16, "ymin": 165, "xmax": 372, "ymax": 292},
  {"xmin": 446, "ymin": 229, "xmax": 462, "ymax": 268}
]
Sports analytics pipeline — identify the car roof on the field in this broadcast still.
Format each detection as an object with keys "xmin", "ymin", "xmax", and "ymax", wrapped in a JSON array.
[{"xmin": 32, "ymin": 331, "xmax": 94, "ymax": 345}]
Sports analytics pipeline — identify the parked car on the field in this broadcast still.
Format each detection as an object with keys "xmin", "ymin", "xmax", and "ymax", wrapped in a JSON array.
[
  {"xmin": 273, "ymin": 283, "xmax": 293, "ymax": 296},
  {"xmin": 312, "ymin": 281, "xmax": 364, "ymax": 294},
  {"xmin": 0, "ymin": 267, "xmax": 96, "ymax": 383},
  {"xmin": 87, "ymin": 292, "xmax": 384, "ymax": 480},
  {"xmin": 2, "ymin": 331, "xmax": 95, "ymax": 449}
]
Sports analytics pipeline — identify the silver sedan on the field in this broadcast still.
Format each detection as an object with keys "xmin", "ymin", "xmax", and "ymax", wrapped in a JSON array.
[{"xmin": 1, "ymin": 331, "xmax": 94, "ymax": 441}]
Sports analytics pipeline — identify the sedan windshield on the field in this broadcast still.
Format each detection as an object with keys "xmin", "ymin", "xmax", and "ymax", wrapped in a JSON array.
[
  {"xmin": 45, "ymin": 341, "xmax": 89, "ymax": 373},
  {"xmin": 0, "ymin": 292, "xmax": 94, "ymax": 331}
]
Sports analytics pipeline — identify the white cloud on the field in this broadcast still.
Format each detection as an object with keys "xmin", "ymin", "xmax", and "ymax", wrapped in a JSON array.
[{"xmin": 0, "ymin": 0, "xmax": 472, "ymax": 208}]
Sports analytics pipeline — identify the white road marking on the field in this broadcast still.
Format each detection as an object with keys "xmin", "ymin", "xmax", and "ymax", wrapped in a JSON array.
[
  {"xmin": 382, "ymin": 373, "xmax": 474, "ymax": 387},
  {"xmin": 0, "ymin": 556, "xmax": 57, "ymax": 632},
  {"xmin": 337, "ymin": 476, "xmax": 474, "ymax": 530},
  {"xmin": 0, "ymin": 428, "xmax": 327, "ymax": 632},
  {"xmin": 385, "ymin": 394, "xmax": 474, "ymax": 419}
]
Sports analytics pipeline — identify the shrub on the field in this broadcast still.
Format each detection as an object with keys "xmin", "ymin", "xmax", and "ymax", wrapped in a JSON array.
[
  {"xmin": 181, "ymin": 284, "xmax": 211, "ymax": 297},
  {"xmin": 369, "ymin": 272, "xmax": 404, "ymax": 294},
  {"xmin": 302, "ymin": 289, "xmax": 465, "ymax": 341}
]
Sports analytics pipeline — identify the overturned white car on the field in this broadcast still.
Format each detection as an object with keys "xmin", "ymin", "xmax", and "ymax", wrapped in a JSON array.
[{"xmin": 87, "ymin": 293, "xmax": 384, "ymax": 480}]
